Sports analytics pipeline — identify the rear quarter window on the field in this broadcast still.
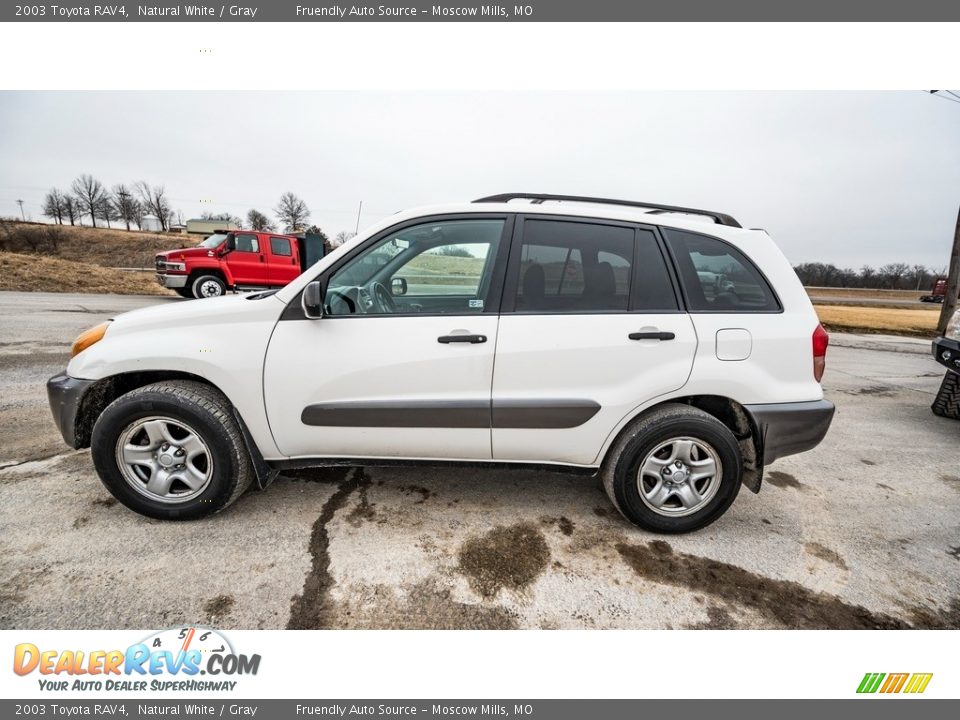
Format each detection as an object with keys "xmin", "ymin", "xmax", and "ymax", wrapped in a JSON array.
[{"xmin": 663, "ymin": 228, "xmax": 780, "ymax": 312}]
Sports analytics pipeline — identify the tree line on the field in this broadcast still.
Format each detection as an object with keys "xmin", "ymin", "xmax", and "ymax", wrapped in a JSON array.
[
  {"xmin": 41, "ymin": 174, "xmax": 353, "ymax": 242},
  {"xmin": 792, "ymin": 262, "xmax": 945, "ymax": 290}
]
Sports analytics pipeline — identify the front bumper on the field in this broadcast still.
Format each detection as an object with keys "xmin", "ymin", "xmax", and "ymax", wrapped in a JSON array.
[
  {"xmin": 744, "ymin": 399, "xmax": 835, "ymax": 466},
  {"xmin": 932, "ymin": 336, "xmax": 960, "ymax": 374},
  {"xmin": 156, "ymin": 273, "xmax": 188, "ymax": 289},
  {"xmin": 47, "ymin": 373, "xmax": 96, "ymax": 449}
]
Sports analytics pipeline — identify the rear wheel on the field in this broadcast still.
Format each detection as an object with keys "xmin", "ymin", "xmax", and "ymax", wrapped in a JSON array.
[
  {"xmin": 90, "ymin": 380, "xmax": 253, "ymax": 519},
  {"xmin": 932, "ymin": 371, "xmax": 960, "ymax": 420},
  {"xmin": 191, "ymin": 274, "xmax": 226, "ymax": 299},
  {"xmin": 601, "ymin": 404, "xmax": 743, "ymax": 533}
]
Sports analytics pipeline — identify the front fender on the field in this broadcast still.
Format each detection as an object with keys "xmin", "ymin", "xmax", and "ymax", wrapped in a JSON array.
[{"xmin": 67, "ymin": 295, "xmax": 285, "ymax": 459}]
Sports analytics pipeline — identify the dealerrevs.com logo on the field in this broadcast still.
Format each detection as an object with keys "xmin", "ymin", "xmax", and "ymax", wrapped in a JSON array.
[
  {"xmin": 857, "ymin": 673, "xmax": 933, "ymax": 694},
  {"xmin": 13, "ymin": 627, "xmax": 261, "ymax": 692}
]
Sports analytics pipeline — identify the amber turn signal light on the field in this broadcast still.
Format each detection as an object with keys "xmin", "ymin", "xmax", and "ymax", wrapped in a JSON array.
[{"xmin": 71, "ymin": 321, "xmax": 110, "ymax": 358}]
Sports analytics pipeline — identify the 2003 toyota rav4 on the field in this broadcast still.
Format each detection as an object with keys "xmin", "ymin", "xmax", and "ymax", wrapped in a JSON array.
[{"xmin": 47, "ymin": 193, "xmax": 835, "ymax": 533}]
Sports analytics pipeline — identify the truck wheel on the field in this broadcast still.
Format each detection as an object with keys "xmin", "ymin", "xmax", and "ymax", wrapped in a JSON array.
[
  {"xmin": 90, "ymin": 380, "xmax": 254, "ymax": 520},
  {"xmin": 932, "ymin": 371, "xmax": 960, "ymax": 420},
  {"xmin": 601, "ymin": 404, "xmax": 742, "ymax": 534},
  {"xmin": 174, "ymin": 288, "xmax": 193, "ymax": 299},
  {"xmin": 191, "ymin": 274, "xmax": 226, "ymax": 299}
]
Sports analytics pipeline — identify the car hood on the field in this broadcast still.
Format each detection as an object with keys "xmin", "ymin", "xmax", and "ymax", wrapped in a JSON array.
[
  {"xmin": 156, "ymin": 246, "xmax": 216, "ymax": 261},
  {"xmin": 106, "ymin": 293, "xmax": 284, "ymax": 337}
]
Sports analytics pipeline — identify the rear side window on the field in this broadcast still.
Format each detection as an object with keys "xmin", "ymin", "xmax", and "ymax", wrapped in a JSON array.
[
  {"xmin": 234, "ymin": 233, "xmax": 259, "ymax": 253},
  {"xmin": 663, "ymin": 229, "xmax": 780, "ymax": 312},
  {"xmin": 270, "ymin": 236, "xmax": 292, "ymax": 256},
  {"xmin": 514, "ymin": 220, "xmax": 634, "ymax": 312}
]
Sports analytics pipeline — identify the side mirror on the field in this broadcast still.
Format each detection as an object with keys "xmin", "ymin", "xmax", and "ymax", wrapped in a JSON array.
[
  {"xmin": 220, "ymin": 236, "xmax": 235, "ymax": 255},
  {"xmin": 391, "ymin": 277, "xmax": 408, "ymax": 296},
  {"xmin": 302, "ymin": 280, "xmax": 324, "ymax": 319}
]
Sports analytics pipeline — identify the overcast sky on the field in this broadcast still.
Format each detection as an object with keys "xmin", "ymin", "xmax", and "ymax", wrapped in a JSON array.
[{"xmin": 0, "ymin": 91, "xmax": 957, "ymax": 268}]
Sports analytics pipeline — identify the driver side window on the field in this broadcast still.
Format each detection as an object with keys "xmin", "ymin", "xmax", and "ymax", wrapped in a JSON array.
[{"xmin": 325, "ymin": 219, "xmax": 504, "ymax": 316}]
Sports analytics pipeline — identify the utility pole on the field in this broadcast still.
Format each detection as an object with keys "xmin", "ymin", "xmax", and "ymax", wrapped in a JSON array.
[
  {"xmin": 16, "ymin": 199, "xmax": 25, "ymax": 221},
  {"xmin": 354, "ymin": 200, "xmax": 363, "ymax": 234},
  {"xmin": 937, "ymin": 204, "xmax": 960, "ymax": 334}
]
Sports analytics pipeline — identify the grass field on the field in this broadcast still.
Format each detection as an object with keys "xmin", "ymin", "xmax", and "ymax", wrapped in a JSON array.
[
  {"xmin": 815, "ymin": 304, "xmax": 939, "ymax": 337},
  {"xmin": 0, "ymin": 220, "xmax": 195, "ymax": 269},
  {"xmin": 0, "ymin": 252, "xmax": 173, "ymax": 296}
]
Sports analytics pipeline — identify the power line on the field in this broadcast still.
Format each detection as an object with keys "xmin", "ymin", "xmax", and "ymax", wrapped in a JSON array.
[{"xmin": 926, "ymin": 90, "xmax": 960, "ymax": 105}]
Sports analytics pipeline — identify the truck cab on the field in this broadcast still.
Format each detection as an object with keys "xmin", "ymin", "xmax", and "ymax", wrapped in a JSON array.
[{"xmin": 155, "ymin": 230, "xmax": 314, "ymax": 299}]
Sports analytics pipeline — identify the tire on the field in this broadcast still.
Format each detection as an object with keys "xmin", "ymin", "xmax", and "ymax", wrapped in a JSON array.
[
  {"xmin": 601, "ymin": 403, "xmax": 743, "ymax": 534},
  {"xmin": 174, "ymin": 288, "xmax": 193, "ymax": 299},
  {"xmin": 932, "ymin": 371, "xmax": 960, "ymax": 420},
  {"xmin": 191, "ymin": 274, "xmax": 226, "ymax": 299},
  {"xmin": 90, "ymin": 380, "xmax": 254, "ymax": 520}
]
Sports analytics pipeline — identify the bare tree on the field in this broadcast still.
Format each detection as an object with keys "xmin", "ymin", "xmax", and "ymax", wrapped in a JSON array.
[
  {"xmin": 62, "ymin": 195, "xmax": 80, "ymax": 226},
  {"xmin": 134, "ymin": 182, "xmax": 171, "ymax": 232},
  {"xmin": 42, "ymin": 188, "xmax": 67, "ymax": 224},
  {"xmin": 333, "ymin": 230, "xmax": 356, "ymax": 247},
  {"xmin": 112, "ymin": 184, "xmax": 140, "ymax": 231},
  {"xmin": 274, "ymin": 192, "xmax": 310, "ymax": 232},
  {"xmin": 878, "ymin": 262, "xmax": 910, "ymax": 289},
  {"xmin": 95, "ymin": 195, "xmax": 119, "ymax": 228},
  {"xmin": 71, "ymin": 174, "xmax": 108, "ymax": 228},
  {"xmin": 246, "ymin": 209, "xmax": 274, "ymax": 231}
]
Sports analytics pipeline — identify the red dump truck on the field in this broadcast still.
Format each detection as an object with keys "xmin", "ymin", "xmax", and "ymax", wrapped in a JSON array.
[{"xmin": 155, "ymin": 230, "xmax": 326, "ymax": 299}]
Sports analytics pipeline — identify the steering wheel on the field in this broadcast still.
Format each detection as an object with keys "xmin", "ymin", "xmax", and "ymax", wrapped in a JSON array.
[{"xmin": 371, "ymin": 282, "xmax": 397, "ymax": 313}]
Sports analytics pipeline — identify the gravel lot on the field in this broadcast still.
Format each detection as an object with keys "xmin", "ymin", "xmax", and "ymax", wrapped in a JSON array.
[{"xmin": 1, "ymin": 291, "xmax": 958, "ymax": 630}]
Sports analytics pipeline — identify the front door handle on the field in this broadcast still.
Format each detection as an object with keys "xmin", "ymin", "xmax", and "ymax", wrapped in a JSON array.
[
  {"xmin": 438, "ymin": 334, "xmax": 487, "ymax": 344},
  {"xmin": 629, "ymin": 331, "xmax": 675, "ymax": 341}
]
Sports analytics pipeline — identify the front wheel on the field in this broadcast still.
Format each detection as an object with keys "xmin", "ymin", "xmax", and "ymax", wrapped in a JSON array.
[
  {"xmin": 191, "ymin": 274, "xmax": 226, "ymax": 299},
  {"xmin": 932, "ymin": 371, "xmax": 960, "ymax": 420},
  {"xmin": 601, "ymin": 404, "xmax": 743, "ymax": 534},
  {"xmin": 90, "ymin": 380, "xmax": 254, "ymax": 519}
]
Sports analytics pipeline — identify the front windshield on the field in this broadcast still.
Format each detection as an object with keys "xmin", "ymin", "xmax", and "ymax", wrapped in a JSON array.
[{"xmin": 199, "ymin": 232, "xmax": 229, "ymax": 249}]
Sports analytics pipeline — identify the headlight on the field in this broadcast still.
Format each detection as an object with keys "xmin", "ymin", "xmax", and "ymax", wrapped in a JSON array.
[
  {"xmin": 948, "ymin": 310, "xmax": 960, "ymax": 341},
  {"xmin": 71, "ymin": 321, "xmax": 110, "ymax": 357}
]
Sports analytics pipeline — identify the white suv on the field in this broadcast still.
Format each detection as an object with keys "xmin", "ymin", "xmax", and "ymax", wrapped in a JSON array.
[{"xmin": 47, "ymin": 193, "xmax": 834, "ymax": 533}]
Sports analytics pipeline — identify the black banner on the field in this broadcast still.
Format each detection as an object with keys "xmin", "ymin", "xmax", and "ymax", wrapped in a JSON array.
[
  {"xmin": 4, "ymin": 0, "xmax": 960, "ymax": 22},
  {"xmin": 2, "ymin": 700, "xmax": 959, "ymax": 719}
]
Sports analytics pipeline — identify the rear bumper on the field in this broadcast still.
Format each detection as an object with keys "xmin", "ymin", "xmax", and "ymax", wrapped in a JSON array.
[
  {"xmin": 744, "ymin": 399, "xmax": 835, "ymax": 465},
  {"xmin": 46, "ymin": 373, "xmax": 96, "ymax": 449},
  {"xmin": 932, "ymin": 336, "xmax": 960, "ymax": 374},
  {"xmin": 156, "ymin": 273, "xmax": 188, "ymax": 289}
]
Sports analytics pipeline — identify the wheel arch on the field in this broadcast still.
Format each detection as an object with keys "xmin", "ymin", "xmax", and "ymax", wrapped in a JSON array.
[
  {"xmin": 601, "ymin": 394, "xmax": 763, "ymax": 493},
  {"xmin": 74, "ymin": 370, "xmax": 275, "ymax": 490}
]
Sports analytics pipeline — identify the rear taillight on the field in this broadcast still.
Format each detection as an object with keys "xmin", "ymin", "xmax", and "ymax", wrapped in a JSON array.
[{"xmin": 812, "ymin": 323, "xmax": 829, "ymax": 382}]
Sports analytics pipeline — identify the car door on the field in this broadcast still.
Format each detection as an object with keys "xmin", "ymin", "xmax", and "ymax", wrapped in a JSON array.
[
  {"xmin": 224, "ymin": 232, "xmax": 266, "ymax": 286},
  {"xmin": 267, "ymin": 235, "xmax": 302, "ymax": 287},
  {"xmin": 262, "ymin": 215, "xmax": 512, "ymax": 460},
  {"xmin": 491, "ymin": 216, "xmax": 697, "ymax": 466}
]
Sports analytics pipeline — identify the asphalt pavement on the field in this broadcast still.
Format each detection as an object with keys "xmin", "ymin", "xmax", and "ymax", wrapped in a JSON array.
[{"xmin": 0, "ymin": 291, "xmax": 957, "ymax": 630}]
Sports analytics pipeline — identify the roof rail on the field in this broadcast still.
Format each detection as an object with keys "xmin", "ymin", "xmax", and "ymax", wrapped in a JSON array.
[{"xmin": 472, "ymin": 193, "xmax": 741, "ymax": 228}]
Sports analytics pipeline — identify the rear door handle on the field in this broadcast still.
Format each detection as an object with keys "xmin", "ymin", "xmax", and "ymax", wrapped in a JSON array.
[
  {"xmin": 629, "ymin": 331, "xmax": 675, "ymax": 341},
  {"xmin": 438, "ymin": 334, "xmax": 487, "ymax": 344}
]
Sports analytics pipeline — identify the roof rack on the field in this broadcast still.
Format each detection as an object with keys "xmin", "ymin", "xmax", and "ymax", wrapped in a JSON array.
[{"xmin": 472, "ymin": 193, "xmax": 741, "ymax": 228}]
